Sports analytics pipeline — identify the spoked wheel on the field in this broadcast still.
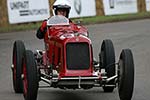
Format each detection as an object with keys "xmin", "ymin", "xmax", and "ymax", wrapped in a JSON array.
[
  {"xmin": 99, "ymin": 39, "xmax": 116, "ymax": 92},
  {"xmin": 12, "ymin": 40, "xmax": 25, "ymax": 93},
  {"xmin": 118, "ymin": 49, "xmax": 134, "ymax": 100},
  {"xmin": 22, "ymin": 50, "xmax": 38, "ymax": 100}
]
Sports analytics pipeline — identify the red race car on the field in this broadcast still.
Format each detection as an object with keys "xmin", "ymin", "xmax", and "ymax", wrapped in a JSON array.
[{"xmin": 11, "ymin": 15, "xmax": 134, "ymax": 100}]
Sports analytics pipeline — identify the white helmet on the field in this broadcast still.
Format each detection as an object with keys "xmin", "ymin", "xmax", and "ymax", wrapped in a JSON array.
[{"xmin": 53, "ymin": 0, "xmax": 71, "ymax": 18}]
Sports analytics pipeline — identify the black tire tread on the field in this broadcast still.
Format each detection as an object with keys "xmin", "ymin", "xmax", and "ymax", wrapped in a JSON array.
[
  {"xmin": 118, "ymin": 49, "xmax": 134, "ymax": 100},
  {"xmin": 100, "ymin": 39, "xmax": 115, "ymax": 92},
  {"xmin": 24, "ymin": 50, "xmax": 38, "ymax": 100},
  {"xmin": 12, "ymin": 40, "xmax": 25, "ymax": 93}
]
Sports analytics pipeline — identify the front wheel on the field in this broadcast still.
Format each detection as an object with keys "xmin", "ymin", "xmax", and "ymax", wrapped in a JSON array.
[
  {"xmin": 12, "ymin": 40, "xmax": 25, "ymax": 93},
  {"xmin": 118, "ymin": 49, "xmax": 134, "ymax": 100},
  {"xmin": 99, "ymin": 39, "xmax": 116, "ymax": 92},
  {"xmin": 22, "ymin": 50, "xmax": 38, "ymax": 100}
]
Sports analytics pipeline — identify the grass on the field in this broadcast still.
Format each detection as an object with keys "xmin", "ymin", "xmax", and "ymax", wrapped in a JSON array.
[
  {"xmin": 0, "ymin": 12, "xmax": 150, "ymax": 33},
  {"xmin": 73, "ymin": 12, "xmax": 150, "ymax": 25},
  {"xmin": 0, "ymin": 22, "xmax": 41, "ymax": 33}
]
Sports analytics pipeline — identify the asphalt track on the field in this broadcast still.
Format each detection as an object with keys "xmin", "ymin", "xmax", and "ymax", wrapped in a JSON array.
[{"xmin": 0, "ymin": 19, "xmax": 150, "ymax": 100}]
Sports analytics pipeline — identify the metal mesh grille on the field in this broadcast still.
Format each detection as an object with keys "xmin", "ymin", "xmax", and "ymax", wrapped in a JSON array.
[{"xmin": 66, "ymin": 43, "xmax": 90, "ymax": 70}]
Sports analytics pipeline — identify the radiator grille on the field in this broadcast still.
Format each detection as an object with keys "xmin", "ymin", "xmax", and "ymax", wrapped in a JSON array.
[{"xmin": 66, "ymin": 43, "xmax": 90, "ymax": 70}]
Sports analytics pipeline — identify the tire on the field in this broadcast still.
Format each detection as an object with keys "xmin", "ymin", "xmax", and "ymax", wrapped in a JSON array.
[
  {"xmin": 118, "ymin": 49, "xmax": 134, "ymax": 100},
  {"xmin": 22, "ymin": 50, "xmax": 38, "ymax": 100},
  {"xmin": 99, "ymin": 39, "xmax": 115, "ymax": 92},
  {"xmin": 12, "ymin": 40, "xmax": 25, "ymax": 93}
]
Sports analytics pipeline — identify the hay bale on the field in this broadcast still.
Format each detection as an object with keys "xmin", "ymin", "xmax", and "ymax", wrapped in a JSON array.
[
  {"xmin": 0, "ymin": 0, "xmax": 8, "ymax": 26},
  {"xmin": 49, "ymin": 0, "xmax": 55, "ymax": 16},
  {"xmin": 96, "ymin": 0, "xmax": 104, "ymax": 16},
  {"xmin": 137, "ymin": 0, "xmax": 146, "ymax": 12}
]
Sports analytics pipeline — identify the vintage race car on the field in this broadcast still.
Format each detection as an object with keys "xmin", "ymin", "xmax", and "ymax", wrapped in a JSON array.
[{"xmin": 11, "ymin": 15, "xmax": 134, "ymax": 100}]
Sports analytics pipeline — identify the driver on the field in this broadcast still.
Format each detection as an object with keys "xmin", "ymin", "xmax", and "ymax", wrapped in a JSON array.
[{"xmin": 36, "ymin": 0, "xmax": 71, "ymax": 39}]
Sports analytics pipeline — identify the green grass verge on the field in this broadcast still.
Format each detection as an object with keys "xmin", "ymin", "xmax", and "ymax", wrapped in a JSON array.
[
  {"xmin": 73, "ymin": 12, "xmax": 150, "ymax": 25},
  {"xmin": 0, "ymin": 12, "xmax": 150, "ymax": 33},
  {"xmin": 0, "ymin": 22, "xmax": 41, "ymax": 33}
]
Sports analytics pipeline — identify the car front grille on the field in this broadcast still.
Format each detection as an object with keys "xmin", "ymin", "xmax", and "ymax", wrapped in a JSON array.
[{"xmin": 66, "ymin": 43, "xmax": 90, "ymax": 70}]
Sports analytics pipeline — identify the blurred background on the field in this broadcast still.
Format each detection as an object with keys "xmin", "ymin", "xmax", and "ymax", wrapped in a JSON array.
[{"xmin": 0, "ymin": 0, "xmax": 149, "ymax": 27}]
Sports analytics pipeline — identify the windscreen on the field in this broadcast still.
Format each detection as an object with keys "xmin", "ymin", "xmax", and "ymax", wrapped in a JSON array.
[{"xmin": 47, "ymin": 15, "xmax": 69, "ymax": 26}]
